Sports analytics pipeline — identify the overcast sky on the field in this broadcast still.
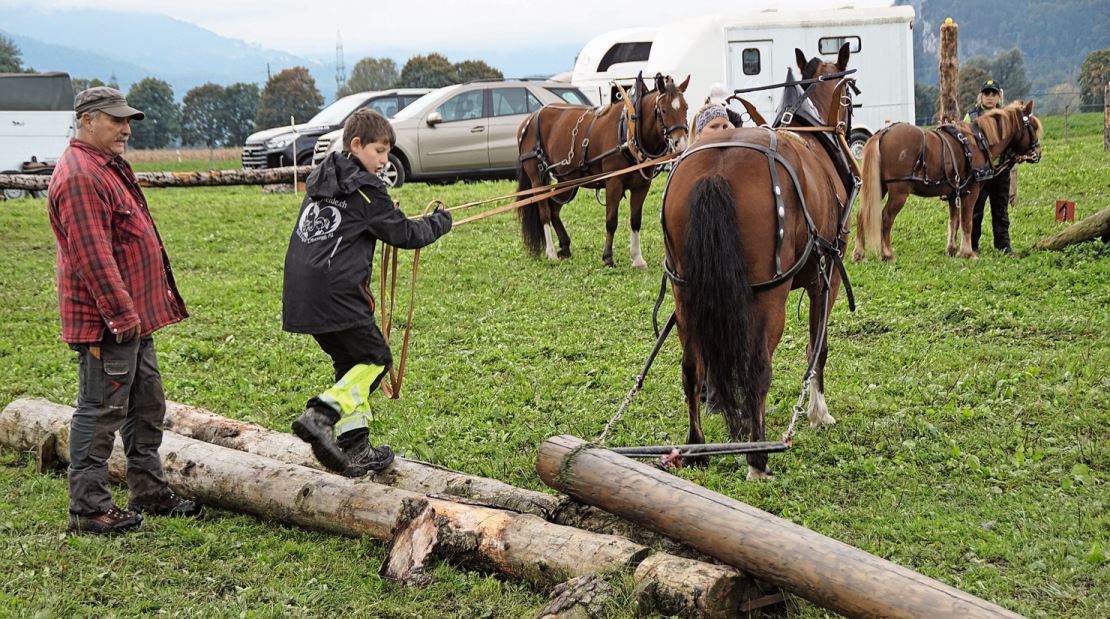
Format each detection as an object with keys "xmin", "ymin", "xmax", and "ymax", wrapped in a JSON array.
[{"xmin": 6, "ymin": 0, "xmax": 894, "ymax": 57}]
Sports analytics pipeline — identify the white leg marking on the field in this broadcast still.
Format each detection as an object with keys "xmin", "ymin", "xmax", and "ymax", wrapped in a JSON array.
[
  {"xmin": 544, "ymin": 224, "xmax": 558, "ymax": 261},
  {"xmin": 747, "ymin": 465, "xmax": 775, "ymax": 481},
  {"xmin": 807, "ymin": 381, "xmax": 836, "ymax": 428},
  {"xmin": 630, "ymin": 231, "xmax": 647, "ymax": 269}
]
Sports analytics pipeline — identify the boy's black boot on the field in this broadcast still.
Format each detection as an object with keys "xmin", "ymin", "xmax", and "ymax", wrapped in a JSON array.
[
  {"xmin": 292, "ymin": 399, "xmax": 348, "ymax": 473},
  {"xmin": 340, "ymin": 440, "xmax": 395, "ymax": 477}
]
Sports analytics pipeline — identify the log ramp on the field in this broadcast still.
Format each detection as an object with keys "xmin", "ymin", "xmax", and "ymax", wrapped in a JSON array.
[
  {"xmin": 0, "ymin": 399, "xmax": 759, "ymax": 618},
  {"xmin": 538, "ymin": 435, "xmax": 1025, "ymax": 619}
]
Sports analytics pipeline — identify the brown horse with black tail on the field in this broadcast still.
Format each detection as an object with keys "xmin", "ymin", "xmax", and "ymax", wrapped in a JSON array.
[
  {"xmin": 660, "ymin": 45, "xmax": 857, "ymax": 479},
  {"xmin": 853, "ymin": 101, "xmax": 1043, "ymax": 261},
  {"xmin": 516, "ymin": 73, "xmax": 689, "ymax": 267}
]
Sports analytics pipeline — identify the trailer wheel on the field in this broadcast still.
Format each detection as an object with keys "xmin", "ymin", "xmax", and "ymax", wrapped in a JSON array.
[
  {"xmin": 849, "ymin": 130, "xmax": 870, "ymax": 160},
  {"xmin": 2, "ymin": 188, "xmax": 28, "ymax": 200}
]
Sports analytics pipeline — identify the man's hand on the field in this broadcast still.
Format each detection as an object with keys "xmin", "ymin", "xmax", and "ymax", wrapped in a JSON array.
[{"xmin": 115, "ymin": 324, "xmax": 141, "ymax": 344}]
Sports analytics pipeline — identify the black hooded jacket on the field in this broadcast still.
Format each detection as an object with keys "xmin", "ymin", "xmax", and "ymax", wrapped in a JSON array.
[{"xmin": 282, "ymin": 151, "xmax": 452, "ymax": 334}]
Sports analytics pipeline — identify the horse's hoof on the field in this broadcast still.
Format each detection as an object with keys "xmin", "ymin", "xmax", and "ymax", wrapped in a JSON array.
[
  {"xmin": 557, "ymin": 248, "xmax": 572, "ymax": 259},
  {"xmin": 809, "ymin": 413, "xmax": 837, "ymax": 428},
  {"xmin": 880, "ymin": 253, "xmax": 895, "ymax": 262},
  {"xmin": 602, "ymin": 256, "xmax": 615, "ymax": 268},
  {"xmin": 631, "ymin": 260, "xmax": 648, "ymax": 270},
  {"xmin": 851, "ymin": 249, "xmax": 865, "ymax": 262},
  {"xmin": 747, "ymin": 466, "xmax": 774, "ymax": 481},
  {"xmin": 684, "ymin": 455, "xmax": 710, "ymax": 469},
  {"xmin": 945, "ymin": 247, "xmax": 958, "ymax": 257}
]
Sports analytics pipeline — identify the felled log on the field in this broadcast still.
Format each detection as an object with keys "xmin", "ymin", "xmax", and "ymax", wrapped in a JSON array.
[
  {"xmin": 164, "ymin": 401, "xmax": 560, "ymax": 516},
  {"xmin": 1034, "ymin": 206, "xmax": 1110, "ymax": 250},
  {"xmin": 537, "ymin": 435, "xmax": 1024, "ymax": 619},
  {"xmin": 634, "ymin": 553, "xmax": 763, "ymax": 619},
  {"xmin": 0, "ymin": 166, "xmax": 313, "ymax": 191},
  {"xmin": 163, "ymin": 401, "xmax": 715, "ymax": 559},
  {"xmin": 0, "ymin": 399, "xmax": 645, "ymax": 589}
]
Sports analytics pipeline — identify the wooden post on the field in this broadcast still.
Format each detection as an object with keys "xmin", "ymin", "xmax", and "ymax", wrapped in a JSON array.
[
  {"xmin": 1104, "ymin": 82, "xmax": 1110, "ymax": 151},
  {"xmin": 537, "ymin": 435, "xmax": 1025, "ymax": 619},
  {"xmin": 938, "ymin": 18, "xmax": 960, "ymax": 123}
]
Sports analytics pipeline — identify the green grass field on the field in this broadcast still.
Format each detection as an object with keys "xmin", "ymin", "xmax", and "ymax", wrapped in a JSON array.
[{"xmin": 0, "ymin": 113, "xmax": 1106, "ymax": 618}]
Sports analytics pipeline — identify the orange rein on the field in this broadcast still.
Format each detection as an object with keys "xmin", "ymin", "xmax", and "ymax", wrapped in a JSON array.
[{"xmin": 378, "ymin": 152, "xmax": 678, "ymax": 398}]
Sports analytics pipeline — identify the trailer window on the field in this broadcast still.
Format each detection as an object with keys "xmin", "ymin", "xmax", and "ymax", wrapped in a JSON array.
[
  {"xmin": 819, "ymin": 36, "xmax": 862, "ymax": 55},
  {"xmin": 742, "ymin": 49, "xmax": 761, "ymax": 75},
  {"xmin": 597, "ymin": 42, "xmax": 652, "ymax": 72}
]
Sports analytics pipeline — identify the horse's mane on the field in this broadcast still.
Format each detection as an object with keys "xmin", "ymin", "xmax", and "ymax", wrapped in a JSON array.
[{"xmin": 976, "ymin": 101, "xmax": 1043, "ymax": 145}]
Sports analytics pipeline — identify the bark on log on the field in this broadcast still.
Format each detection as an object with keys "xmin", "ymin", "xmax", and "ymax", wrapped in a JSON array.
[
  {"xmin": 0, "ymin": 400, "xmax": 648, "ymax": 589},
  {"xmin": 1033, "ymin": 206, "xmax": 1110, "ymax": 250},
  {"xmin": 938, "ymin": 19, "xmax": 960, "ymax": 123},
  {"xmin": 0, "ymin": 166, "xmax": 313, "ymax": 191},
  {"xmin": 634, "ymin": 554, "xmax": 763, "ymax": 619},
  {"xmin": 536, "ymin": 574, "xmax": 615, "ymax": 619},
  {"xmin": 163, "ymin": 401, "xmax": 718, "ymax": 559},
  {"xmin": 537, "ymin": 435, "xmax": 1024, "ymax": 619}
]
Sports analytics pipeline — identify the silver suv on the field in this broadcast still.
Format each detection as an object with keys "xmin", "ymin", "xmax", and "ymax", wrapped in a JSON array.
[{"xmin": 312, "ymin": 80, "xmax": 590, "ymax": 187}]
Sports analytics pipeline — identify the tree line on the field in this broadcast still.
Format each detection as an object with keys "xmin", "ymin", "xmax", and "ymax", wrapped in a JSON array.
[
  {"xmin": 1, "ymin": 33, "xmax": 501, "ymax": 149},
  {"xmin": 914, "ymin": 47, "xmax": 1110, "ymax": 125}
]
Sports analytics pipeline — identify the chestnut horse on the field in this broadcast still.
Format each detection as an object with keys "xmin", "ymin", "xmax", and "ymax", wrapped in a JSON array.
[
  {"xmin": 517, "ymin": 74, "xmax": 689, "ymax": 267},
  {"xmin": 853, "ymin": 101, "xmax": 1043, "ymax": 261},
  {"xmin": 661, "ymin": 45, "xmax": 857, "ymax": 479}
]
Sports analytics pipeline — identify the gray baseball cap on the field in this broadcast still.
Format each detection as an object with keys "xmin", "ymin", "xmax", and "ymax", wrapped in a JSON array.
[{"xmin": 74, "ymin": 86, "xmax": 145, "ymax": 120}]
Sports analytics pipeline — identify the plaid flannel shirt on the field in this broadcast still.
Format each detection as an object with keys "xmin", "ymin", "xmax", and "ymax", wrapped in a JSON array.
[{"xmin": 47, "ymin": 139, "xmax": 187, "ymax": 344}]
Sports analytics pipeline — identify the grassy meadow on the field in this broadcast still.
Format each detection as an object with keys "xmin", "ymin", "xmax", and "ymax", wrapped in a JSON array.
[{"xmin": 0, "ymin": 113, "xmax": 1106, "ymax": 617}]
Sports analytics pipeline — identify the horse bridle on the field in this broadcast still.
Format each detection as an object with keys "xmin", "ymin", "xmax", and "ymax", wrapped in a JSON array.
[{"xmin": 637, "ymin": 89, "xmax": 688, "ymax": 159}]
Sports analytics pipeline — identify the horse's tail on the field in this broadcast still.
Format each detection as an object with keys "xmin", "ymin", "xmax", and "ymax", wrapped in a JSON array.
[
  {"xmin": 855, "ymin": 135, "xmax": 884, "ymax": 257},
  {"xmin": 681, "ymin": 175, "xmax": 765, "ymax": 469},
  {"xmin": 516, "ymin": 124, "xmax": 545, "ymax": 256}
]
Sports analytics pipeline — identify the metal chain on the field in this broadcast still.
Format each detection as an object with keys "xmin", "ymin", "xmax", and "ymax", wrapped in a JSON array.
[
  {"xmin": 781, "ymin": 368, "xmax": 813, "ymax": 446},
  {"xmin": 596, "ymin": 378, "xmax": 641, "ymax": 446},
  {"xmin": 548, "ymin": 110, "xmax": 592, "ymax": 172}
]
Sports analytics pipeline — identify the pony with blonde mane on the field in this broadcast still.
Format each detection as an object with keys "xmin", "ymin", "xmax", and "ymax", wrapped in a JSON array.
[{"xmin": 854, "ymin": 101, "xmax": 1042, "ymax": 261}]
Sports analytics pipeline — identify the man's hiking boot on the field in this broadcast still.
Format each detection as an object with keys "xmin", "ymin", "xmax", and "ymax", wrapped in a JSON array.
[
  {"xmin": 129, "ymin": 491, "xmax": 203, "ymax": 518},
  {"xmin": 292, "ymin": 402, "xmax": 348, "ymax": 473},
  {"xmin": 68, "ymin": 506, "xmax": 143, "ymax": 535},
  {"xmin": 341, "ymin": 441, "xmax": 395, "ymax": 477}
]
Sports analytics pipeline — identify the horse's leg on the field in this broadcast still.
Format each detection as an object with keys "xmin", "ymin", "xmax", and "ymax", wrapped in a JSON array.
[
  {"xmin": 881, "ymin": 187, "xmax": 909, "ymax": 262},
  {"xmin": 628, "ymin": 184, "xmax": 650, "ymax": 269},
  {"xmin": 746, "ymin": 291, "xmax": 788, "ymax": 481},
  {"xmin": 806, "ymin": 277, "xmax": 840, "ymax": 428},
  {"xmin": 538, "ymin": 201, "xmax": 559, "ymax": 262},
  {"xmin": 945, "ymin": 198, "xmax": 959, "ymax": 256},
  {"xmin": 550, "ymin": 204, "xmax": 572, "ymax": 259},
  {"xmin": 601, "ymin": 179, "xmax": 624, "ymax": 268},
  {"xmin": 956, "ymin": 190, "xmax": 979, "ymax": 259}
]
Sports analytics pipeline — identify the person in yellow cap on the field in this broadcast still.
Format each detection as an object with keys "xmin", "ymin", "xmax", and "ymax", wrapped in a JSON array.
[{"xmin": 963, "ymin": 79, "xmax": 1013, "ymax": 254}]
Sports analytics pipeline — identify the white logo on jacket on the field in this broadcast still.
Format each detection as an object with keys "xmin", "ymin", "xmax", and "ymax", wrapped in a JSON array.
[{"xmin": 296, "ymin": 200, "xmax": 342, "ymax": 243}]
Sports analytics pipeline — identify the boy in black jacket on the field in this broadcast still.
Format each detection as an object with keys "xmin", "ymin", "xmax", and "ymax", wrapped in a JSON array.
[{"xmin": 283, "ymin": 109, "xmax": 452, "ymax": 476}]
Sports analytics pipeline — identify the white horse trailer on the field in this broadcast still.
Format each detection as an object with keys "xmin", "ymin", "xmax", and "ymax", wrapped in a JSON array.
[
  {"xmin": 0, "ymin": 72, "xmax": 76, "ymax": 199},
  {"xmin": 571, "ymin": 6, "xmax": 915, "ymax": 154}
]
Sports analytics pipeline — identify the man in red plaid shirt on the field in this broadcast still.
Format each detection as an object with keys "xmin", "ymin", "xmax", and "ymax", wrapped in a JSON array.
[{"xmin": 47, "ymin": 86, "xmax": 202, "ymax": 535}]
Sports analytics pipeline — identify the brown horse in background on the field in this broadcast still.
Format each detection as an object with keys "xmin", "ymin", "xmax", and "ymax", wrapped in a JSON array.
[
  {"xmin": 661, "ymin": 45, "xmax": 857, "ymax": 479},
  {"xmin": 853, "ymin": 101, "xmax": 1043, "ymax": 261},
  {"xmin": 517, "ymin": 74, "xmax": 689, "ymax": 267}
]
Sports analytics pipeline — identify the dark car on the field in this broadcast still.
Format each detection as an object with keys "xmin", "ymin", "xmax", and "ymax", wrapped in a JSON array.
[{"xmin": 241, "ymin": 88, "xmax": 430, "ymax": 169}]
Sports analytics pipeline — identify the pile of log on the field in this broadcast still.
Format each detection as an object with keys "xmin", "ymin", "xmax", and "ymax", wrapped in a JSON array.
[
  {"xmin": 0, "ymin": 399, "xmax": 764, "ymax": 618},
  {"xmin": 1, "ymin": 399, "xmax": 1024, "ymax": 617},
  {"xmin": 0, "ymin": 166, "xmax": 313, "ymax": 191}
]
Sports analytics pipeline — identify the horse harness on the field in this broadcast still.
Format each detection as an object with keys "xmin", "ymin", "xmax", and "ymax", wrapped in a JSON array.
[
  {"xmin": 518, "ymin": 83, "xmax": 687, "ymax": 203},
  {"xmin": 880, "ymin": 111, "xmax": 1040, "ymax": 204}
]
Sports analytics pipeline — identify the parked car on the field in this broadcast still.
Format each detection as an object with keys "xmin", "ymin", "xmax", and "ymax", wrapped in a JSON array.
[
  {"xmin": 0, "ymin": 72, "xmax": 76, "ymax": 199},
  {"xmin": 241, "ymin": 88, "xmax": 430, "ymax": 169},
  {"xmin": 311, "ymin": 80, "xmax": 591, "ymax": 188}
]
